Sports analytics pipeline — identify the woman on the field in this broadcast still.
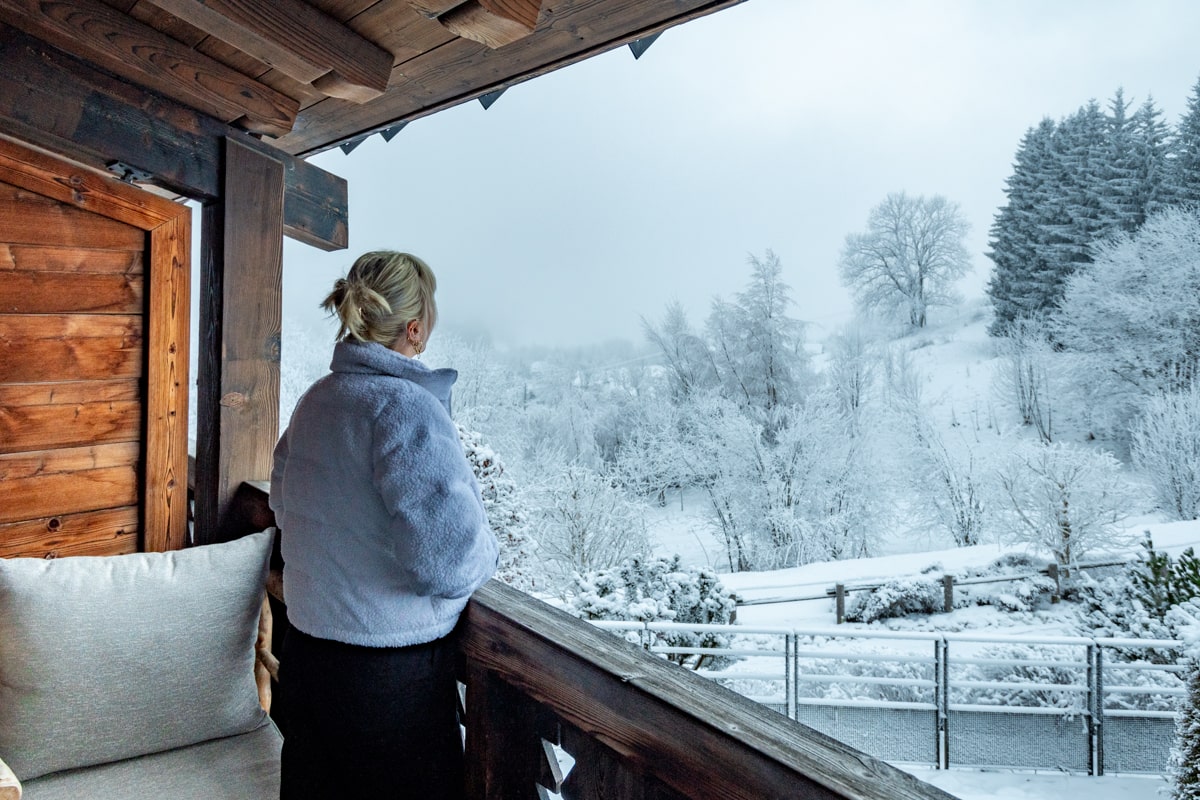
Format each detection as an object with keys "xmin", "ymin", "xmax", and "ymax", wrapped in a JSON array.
[{"xmin": 269, "ymin": 250, "xmax": 498, "ymax": 799}]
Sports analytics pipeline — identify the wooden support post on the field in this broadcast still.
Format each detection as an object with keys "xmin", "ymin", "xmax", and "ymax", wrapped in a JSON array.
[
  {"xmin": 1048, "ymin": 563, "xmax": 1060, "ymax": 603},
  {"xmin": 194, "ymin": 138, "xmax": 283, "ymax": 544},
  {"xmin": 835, "ymin": 584, "xmax": 845, "ymax": 624},
  {"xmin": 942, "ymin": 575, "xmax": 954, "ymax": 613}
]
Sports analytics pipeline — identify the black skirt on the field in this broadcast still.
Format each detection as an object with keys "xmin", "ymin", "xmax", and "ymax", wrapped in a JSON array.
[{"xmin": 277, "ymin": 625, "xmax": 465, "ymax": 800}]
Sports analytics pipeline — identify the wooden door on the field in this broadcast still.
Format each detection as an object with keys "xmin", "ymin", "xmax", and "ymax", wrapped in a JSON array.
[{"xmin": 0, "ymin": 137, "xmax": 189, "ymax": 557}]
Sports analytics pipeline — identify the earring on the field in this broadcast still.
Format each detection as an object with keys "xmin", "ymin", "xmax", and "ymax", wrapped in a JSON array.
[{"xmin": 412, "ymin": 339, "xmax": 425, "ymax": 356}]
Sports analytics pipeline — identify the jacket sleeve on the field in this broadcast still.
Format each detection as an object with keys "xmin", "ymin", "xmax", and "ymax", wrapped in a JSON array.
[
  {"xmin": 372, "ymin": 394, "xmax": 499, "ymax": 599},
  {"xmin": 269, "ymin": 427, "xmax": 290, "ymax": 522}
]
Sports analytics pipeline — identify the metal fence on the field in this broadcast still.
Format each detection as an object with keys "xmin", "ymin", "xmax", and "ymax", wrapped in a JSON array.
[{"xmin": 591, "ymin": 621, "xmax": 1187, "ymax": 775}]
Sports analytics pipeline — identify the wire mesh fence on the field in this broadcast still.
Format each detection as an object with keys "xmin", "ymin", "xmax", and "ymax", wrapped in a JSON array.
[{"xmin": 592, "ymin": 621, "xmax": 1187, "ymax": 775}]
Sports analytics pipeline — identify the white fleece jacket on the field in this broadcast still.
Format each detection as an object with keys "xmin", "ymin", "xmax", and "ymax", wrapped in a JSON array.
[{"xmin": 270, "ymin": 341, "xmax": 498, "ymax": 647}]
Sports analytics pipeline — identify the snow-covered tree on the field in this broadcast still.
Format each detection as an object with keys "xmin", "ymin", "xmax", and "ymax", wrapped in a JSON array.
[
  {"xmin": 825, "ymin": 323, "xmax": 879, "ymax": 430},
  {"xmin": 840, "ymin": 192, "xmax": 972, "ymax": 328},
  {"xmin": 613, "ymin": 393, "xmax": 694, "ymax": 507},
  {"xmin": 997, "ymin": 441, "xmax": 1133, "ymax": 579},
  {"xmin": 886, "ymin": 349, "xmax": 990, "ymax": 547},
  {"xmin": 1054, "ymin": 207, "xmax": 1200, "ymax": 437},
  {"xmin": 992, "ymin": 320, "xmax": 1055, "ymax": 443},
  {"xmin": 1132, "ymin": 382, "xmax": 1200, "ymax": 521},
  {"xmin": 706, "ymin": 250, "xmax": 809, "ymax": 422},
  {"xmin": 1131, "ymin": 96, "xmax": 1175, "ymax": 222},
  {"xmin": 642, "ymin": 301, "xmax": 717, "ymax": 401},
  {"xmin": 528, "ymin": 465, "xmax": 650, "ymax": 588},
  {"xmin": 1101, "ymin": 88, "xmax": 1143, "ymax": 234},
  {"xmin": 987, "ymin": 119, "xmax": 1059, "ymax": 334},
  {"xmin": 987, "ymin": 91, "xmax": 1180, "ymax": 336},
  {"xmin": 1171, "ymin": 76, "xmax": 1200, "ymax": 207},
  {"xmin": 1172, "ymin": 659, "xmax": 1200, "ymax": 800},
  {"xmin": 457, "ymin": 424, "xmax": 538, "ymax": 591}
]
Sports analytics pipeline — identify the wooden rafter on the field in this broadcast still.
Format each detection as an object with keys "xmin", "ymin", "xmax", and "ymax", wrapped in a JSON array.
[
  {"xmin": 409, "ymin": 0, "xmax": 544, "ymax": 49},
  {"xmin": 139, "ymin": 0, "xmax": 394, "ymax": 103},
  {"xmin": 0, "ymin": 0, "xmax": 298, "ymax": 135}
]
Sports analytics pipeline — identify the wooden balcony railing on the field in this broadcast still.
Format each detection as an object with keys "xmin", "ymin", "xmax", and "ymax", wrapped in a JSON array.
[
  {"xmin": 220, "ymin": 481, "xmax": 954, "ymax": 800},
  {"xmin": 459, "ymin": 580, "xmax": 954, "ymax": 800}
]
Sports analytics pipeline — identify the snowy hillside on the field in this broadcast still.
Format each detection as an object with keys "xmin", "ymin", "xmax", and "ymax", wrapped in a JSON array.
[{"xmin": 645, "ymin": 298, "xmax": 1165, "ymax": 575}]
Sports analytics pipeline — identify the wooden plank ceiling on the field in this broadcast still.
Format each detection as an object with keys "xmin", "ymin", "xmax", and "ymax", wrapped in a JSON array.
[{"xmin": 0, "ymin": 0, "xmax": 745, "ymax": 159}]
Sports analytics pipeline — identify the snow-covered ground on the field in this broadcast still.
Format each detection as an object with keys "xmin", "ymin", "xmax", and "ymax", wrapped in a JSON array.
[
  {"xmin": 724, "ymin": 519, "xmax": 1200, "ymax": 630},
  {"xmin": 906, "ymin": 767, "xmax": 1169, "ymax": 800}
]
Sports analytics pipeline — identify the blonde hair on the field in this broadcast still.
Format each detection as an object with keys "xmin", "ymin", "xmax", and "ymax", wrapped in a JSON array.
[{"xmin": 322, "ymin": 251, "xmax": 438, "ymax": 346}]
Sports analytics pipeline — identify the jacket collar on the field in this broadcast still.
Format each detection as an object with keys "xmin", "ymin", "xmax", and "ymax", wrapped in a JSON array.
[{"xmin": 330, "ymin": 341, "xmax": 457, "ymax": 414}]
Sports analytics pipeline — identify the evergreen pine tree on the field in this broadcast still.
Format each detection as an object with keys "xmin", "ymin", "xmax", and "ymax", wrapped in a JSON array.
[
  {"xmin": 1131, "ymin": 95, "xmax": 1175, "ymax": 222},
  {"xmin": 1130, "ymin": 534, "xmax": 1177, "ymax": 618},
  {"xmin": 1171, "ymin": 660, "xmax": 1200, "ymax": 800},
  {"xmin": 987, "ymin": 119, "xmax": 1058, "ymax": 333},
  {"xmin": 1100, "ymin": 88, "xmax": 1142, "ymax": 233},
  {"xmin": 1171, "ymin": 75, "xmax": 1200, "ymax": 206},
  {"xmin": 1055, "ymin": 101, "xmax": 1110, "ymax": 263}
]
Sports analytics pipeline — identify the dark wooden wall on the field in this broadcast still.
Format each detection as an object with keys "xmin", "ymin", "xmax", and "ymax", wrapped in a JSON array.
[{"xmin": 0, "ymin": 137, "xmax": 190, "ymax": 557}]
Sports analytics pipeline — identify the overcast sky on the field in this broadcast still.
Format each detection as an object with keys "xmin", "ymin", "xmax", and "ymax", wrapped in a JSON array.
[{"xmin": 279, "ymin": 0, "xmax": 1200, "ymax": 350}]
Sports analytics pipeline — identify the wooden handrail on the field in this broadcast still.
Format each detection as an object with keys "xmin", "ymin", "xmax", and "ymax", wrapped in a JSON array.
[{"xmin": 460, "ymin": 580, "xmax": 954, "ymax": 800}]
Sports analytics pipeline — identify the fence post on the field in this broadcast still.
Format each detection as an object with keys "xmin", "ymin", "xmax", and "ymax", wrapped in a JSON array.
[
  {"xmin": 786, "ymin": 632, "xmax": 796, "ymax": 720},
  {"xmin": 1048, "ymin": 563, "xmax": 1060, "ymax": 603},
  {"xmin": 942, "ymin": 575, "xmax": 954, "ymax": 613},
  {"xmin": 1086, "ymin": 643, "xmax": 1097, "ymax": 776},
  {"xmin": 835, "ymin": 584, "xmax": 845, "ymax": 624},
  {"xmin": 1094, "ymin": 644, "xmax": 1105, "ymax": 776},
  {"xmin": 935, "ymin": 638, "xmax": 949, "ymax": 769}
]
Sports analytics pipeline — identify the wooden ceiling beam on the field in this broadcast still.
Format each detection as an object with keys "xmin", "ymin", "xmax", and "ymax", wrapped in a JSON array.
[
  {"xmin": 0, "ymin": 25, "xmax": 346, "ymax": 250},
  {"xmin": 410, "ymin": 0, "xmax": 543, "ymax": 49},
  {"xmin": 0, "ymin": 0, "xmax": 298, "ymax": 136},
  {"xmin": 139, "ymin": 0, "xmax": 394, "ymax": 103}
]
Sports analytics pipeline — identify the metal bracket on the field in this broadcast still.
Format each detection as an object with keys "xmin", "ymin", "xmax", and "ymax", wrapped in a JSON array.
[
  {"xmin": 628, "ymin": 32, "xmax": 662, "ymax": 60},
  {"xmin": 479, "ymin": 88, "xmax": 507, "ymax": 110},
  {"xmin": 106, "ymin": 161, "xmax": 153, "ymax": 183}
]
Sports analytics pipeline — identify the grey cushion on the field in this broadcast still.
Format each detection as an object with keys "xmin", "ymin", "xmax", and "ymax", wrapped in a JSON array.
[
  {"xmin": 21, "ymin": 721, "xmax": 282, "ymax": 800},
  {"xmin": 0, "ymin": 530, "xmax": 273, "ymax": 781}
]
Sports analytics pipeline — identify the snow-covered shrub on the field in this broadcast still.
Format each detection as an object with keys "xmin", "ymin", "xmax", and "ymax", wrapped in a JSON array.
[
  {"xmin": 844, "ymin": 577, "xmax": 943, "ymax": 624},
  {"xmin": 1172, "ymin": 660, "xmax": 1200, "ymax": 800},
  {"xmin": 997, "ymin": 440, "xmax": 1134, "ymax": 579},
  {"xmin": 457, "ymin": 425, "xmax": 539, "ymax": 592},
  {"xmin": 1075, "ymin": 573, "xmax": 1199, "ymax": 665},
  {"xmin": 1101, "ymin": 660, "xmax": 1185, "ymax": 713},
  {"xmin": 794, "ymin": 650, "xmax": 935, "ymax": 705},
  {"xmin": 955, "ymin": 554, "xmax": 1056, "ymax": 614},
  {"xmin": 955, "ymin": 644, "xmax": 1087, "ymax": 714},
  {"xmin": 570, "ymin": 555, "xmax": 739, "ymax": 669},
  {"xmin": 1132, "ymin": 383, "xmax": 1200, "ymax": 521}
]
